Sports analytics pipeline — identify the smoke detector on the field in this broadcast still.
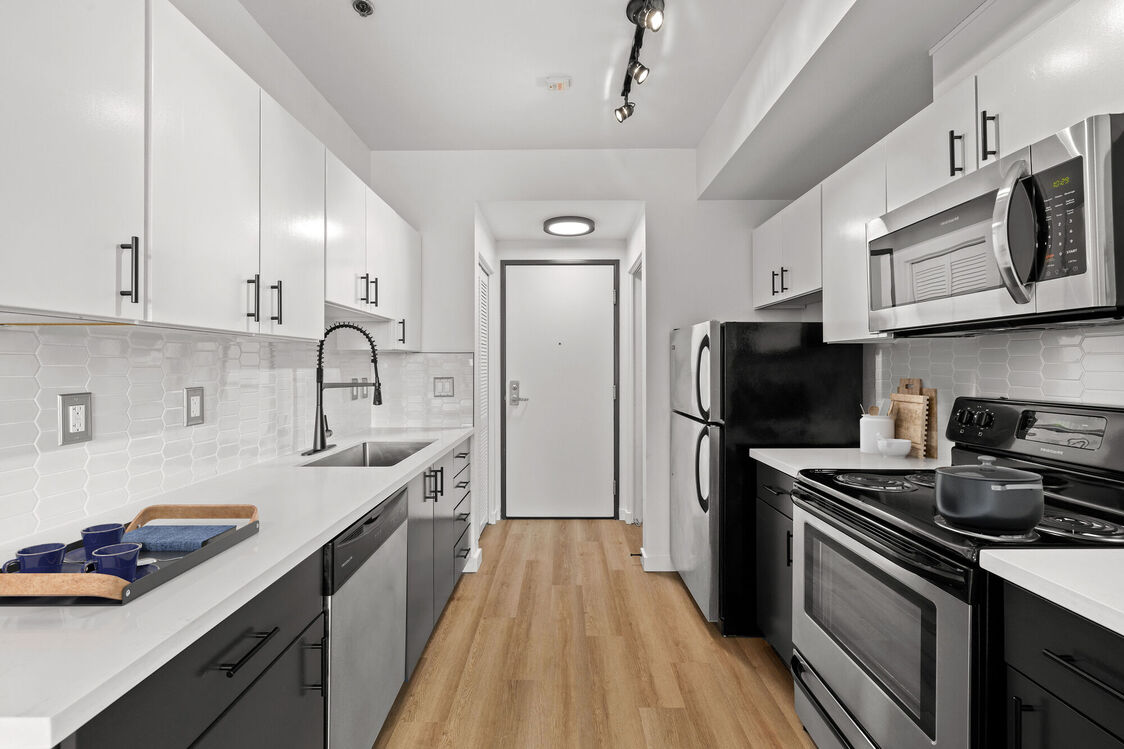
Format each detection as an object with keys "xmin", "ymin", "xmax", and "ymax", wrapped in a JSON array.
[{"xmin": 352, "ymin": 0, "xmax": 373, "ymax": 17}]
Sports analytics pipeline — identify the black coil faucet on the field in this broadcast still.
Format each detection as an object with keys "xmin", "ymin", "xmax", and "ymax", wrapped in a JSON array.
[{"xmin": 302, "ymin": 323, "xmax": 383, "ymax": 456}]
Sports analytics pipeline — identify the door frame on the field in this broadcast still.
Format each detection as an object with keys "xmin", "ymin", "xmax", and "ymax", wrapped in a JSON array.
[{"xmin": 500, "ymin": 259, "xmax": 620, "ymax": 519}]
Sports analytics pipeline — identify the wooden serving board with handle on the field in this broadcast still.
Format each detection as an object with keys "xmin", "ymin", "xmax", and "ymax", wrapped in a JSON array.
[{"xmin": 889, "ymin": 393, "xmax": 929, "ymax": 459}]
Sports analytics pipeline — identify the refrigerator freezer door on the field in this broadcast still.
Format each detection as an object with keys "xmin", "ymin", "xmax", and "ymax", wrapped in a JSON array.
[
  {"xmin": 670, "ymin": 413, "xmax": 721, "ymax": 621},
  {"xmin": 670, "ymin": 321, "xmax": 722, "ymax": 422}
]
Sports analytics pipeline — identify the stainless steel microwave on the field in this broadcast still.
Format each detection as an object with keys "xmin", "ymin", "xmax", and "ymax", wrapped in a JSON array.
[{"xmin": 868, "ymin": 114, "xmax": 1124, "ymax": 336}]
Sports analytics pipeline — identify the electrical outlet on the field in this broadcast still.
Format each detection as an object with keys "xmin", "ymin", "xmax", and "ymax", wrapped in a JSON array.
[
  {"xmin": 58, "ymin": 393, "xmax": 93, "ymax": 445},
  {"xmin": 185, "ymin": 387, "xmax": 205, "ymax": 426}
]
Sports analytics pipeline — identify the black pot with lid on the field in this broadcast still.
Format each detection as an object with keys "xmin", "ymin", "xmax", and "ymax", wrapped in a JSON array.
[{"xmin": 935, "ymin": 456, "xmax": 1045, "ymax": 532}]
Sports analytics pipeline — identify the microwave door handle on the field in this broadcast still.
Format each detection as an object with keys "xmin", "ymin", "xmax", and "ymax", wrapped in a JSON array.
[{"xmin": 991, "ymin": 158, "xmax": 1034, "ymax": 305}]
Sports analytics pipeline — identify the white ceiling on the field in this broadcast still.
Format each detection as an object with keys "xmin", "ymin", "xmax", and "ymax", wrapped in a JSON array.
[
  {"xmin": 237, "ymin": 0, "xmax": 786, "ymax": 150},
  {"xmin": 479, "ymin": 201, "xmax": 644, "ymax": 242}
]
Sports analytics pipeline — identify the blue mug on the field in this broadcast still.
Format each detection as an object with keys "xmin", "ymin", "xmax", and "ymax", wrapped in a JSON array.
[
  {"xmin": 3, "ymin": 542, "xmax": 67, "ymax": 573},
  {"xmin": 85, "ymin": 542, "xmax": 142, "ymax": 582},
  {"xmin": 81, "ymin": 523, "xmax": 125, "ymax": 561}
]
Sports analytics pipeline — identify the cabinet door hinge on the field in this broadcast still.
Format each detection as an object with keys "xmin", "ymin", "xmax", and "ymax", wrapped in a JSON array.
[
  {"xmin": 612, "ymin": 289, "xmax": 617, "ymax": 305},
  {"xmin": 612, "ymin": 384, "xmax": 617, "ymax": 400},
  {"xmin": 613, "ymin": 479, "xmax": 618, "ymax": 497}
]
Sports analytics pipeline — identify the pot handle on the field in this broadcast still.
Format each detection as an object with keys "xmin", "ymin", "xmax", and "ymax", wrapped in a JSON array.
[{"xmin": 989, "ymin": 483, "xmax": 1042, "ymax": 492}]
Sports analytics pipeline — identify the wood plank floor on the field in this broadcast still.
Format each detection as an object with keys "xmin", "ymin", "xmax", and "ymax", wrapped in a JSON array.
[{"xmin": 376, "ymin": 519, "xmax": 814, "ymax": 749}]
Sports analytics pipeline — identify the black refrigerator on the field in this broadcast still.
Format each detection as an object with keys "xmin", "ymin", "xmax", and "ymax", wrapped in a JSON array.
[{"xmin": 669, "ymin": 321, "xmax": 861, "ymax": 636}]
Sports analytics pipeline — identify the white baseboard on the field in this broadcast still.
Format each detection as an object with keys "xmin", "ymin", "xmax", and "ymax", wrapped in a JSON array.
[
  {"xmin": 640, "ymin": 547, "xmax": 674, "ymax": 572},
  {"xmin": 463, "ymin": 547, "xmax": 483, "ymax": 573},
  {"xmin": 619, "ymin": 508, "xmax": 633, "ymax": 524}
]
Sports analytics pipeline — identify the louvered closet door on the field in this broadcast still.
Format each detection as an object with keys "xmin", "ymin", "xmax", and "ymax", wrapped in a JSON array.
[{"xmin": 477, "ymin": 267, "xmax": 490, "ymax": 523}]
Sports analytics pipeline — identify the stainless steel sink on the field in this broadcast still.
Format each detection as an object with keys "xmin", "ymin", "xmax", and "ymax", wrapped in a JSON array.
[{"xmin": 303, "ymin": 441, "xmax": 434, "ymax": 468}]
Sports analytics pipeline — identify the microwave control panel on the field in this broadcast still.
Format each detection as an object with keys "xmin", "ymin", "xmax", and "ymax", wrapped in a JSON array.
[{"xmin": 1034, "ymin": 156, "xmax": 1086, "ymax": 281}]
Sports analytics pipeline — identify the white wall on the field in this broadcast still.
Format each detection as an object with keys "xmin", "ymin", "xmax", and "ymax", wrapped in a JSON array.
[
  {"xmin": 168, "ymin": 0, "xmax": 371, "ymax": 179},
  {"xmin": 370, "ymin": 148, "xmax": 808, "ymax": 570}
]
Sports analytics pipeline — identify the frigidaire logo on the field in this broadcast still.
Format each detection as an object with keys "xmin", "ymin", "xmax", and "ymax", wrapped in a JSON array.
[
  {"xmin": 1039, "ymin": 447, "xmax": 1064, "ymax": 455},
  {"xmin": 939, "ymin": 215, "xmax": 961, "ymax": 226}
]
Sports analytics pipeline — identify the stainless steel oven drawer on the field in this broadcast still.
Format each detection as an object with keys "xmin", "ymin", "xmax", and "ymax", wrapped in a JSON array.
[{"xmin": 1005, "ymin": 583, "xmax": 1124, "ymax": 739}]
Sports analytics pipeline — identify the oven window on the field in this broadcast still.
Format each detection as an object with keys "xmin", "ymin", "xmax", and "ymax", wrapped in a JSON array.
[{"xmin": 805, "ymin": 526, "xmax": 937, "ymax": 738}]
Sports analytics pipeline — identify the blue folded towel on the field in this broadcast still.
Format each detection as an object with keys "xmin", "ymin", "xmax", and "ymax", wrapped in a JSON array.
[{"xmin": 122, "ymin": 525, "xmax": 235, "ymax": 553}]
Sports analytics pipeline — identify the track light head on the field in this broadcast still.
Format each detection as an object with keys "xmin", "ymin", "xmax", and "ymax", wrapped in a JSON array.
[
  {"xmin": 352, "ymin": 0, "xmax": 373, "ymax": 17},
  {"xmin": 626, "ymin": 0, "xmax": 665, "ymax": 31},
  {"xmin": 614, "ymin": 100, "xmax": 636, "ymax": 123},
  {"xmin": 628, "ymin": 60, "xmax": 650, "ymax": 84}
]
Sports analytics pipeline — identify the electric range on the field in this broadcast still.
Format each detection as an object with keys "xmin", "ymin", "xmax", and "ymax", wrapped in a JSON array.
[{"xmin": 789, "ymin": 397, "xmax": 1124, "ymax": 749}]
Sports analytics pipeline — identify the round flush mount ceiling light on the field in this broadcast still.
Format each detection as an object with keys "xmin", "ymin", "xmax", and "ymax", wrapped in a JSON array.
[{"xmin": 543, "ymin": 216, "xmax": 596, "ymax": 237}]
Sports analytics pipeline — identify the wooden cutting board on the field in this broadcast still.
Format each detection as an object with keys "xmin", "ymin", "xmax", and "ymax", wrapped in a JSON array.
[
  {"xmin": 890, "ymin": 393, "xmax": 929, "ymax": 459},
  {"xmin": 923, "ymin": 387, "xmax": 939, "ymax": 459}
]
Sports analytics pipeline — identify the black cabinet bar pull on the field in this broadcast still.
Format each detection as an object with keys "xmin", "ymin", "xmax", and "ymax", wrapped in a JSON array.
[
  {"xmin": 457, "ymin": 548, "xmax": 470, "ymax": 559},
  {"xmin": 246, "ymin": 274, "xmax": 261, "ymax": 321},
  {"xmin": 948, "ymin": 130, "xmax": 965, "ymax": 176},
  {"xmin": 456, "ymin": 512, "xmax": 470, "ymax": 521},
  {"xmin": 786, "ymin": 530, "xmax": 793, "ymax": 567},
  {"xmin": 780, "ymin": 267, "xmax": 789, "ymax": 293},
  {"xmin": 398, "ymin": 319, "xmax": 406, "ymax": 344},
  {"xmin": 372, "ymin": 277, "xmax": 379, "ymax": 307},
  {"xmin": 1042, "ymin": 649, "xmax": 1124, "ymax": 703},
  {"xmin": 436, "ymin": 466, "xmax": 445, "ymax": 497},
  {"xmin": 771, "ymin": 270, "xmax": 779, "ymax": 296},
  {"xmin": 360, "ymin": 273, "xmax": 370, "ymax": 304},
  {"xmin": 119, "ymin": 236, "xmax": 140, "ymax": 303},
  {"xmin": 423, "ymin": 470, "xmax": 435, "ymax": 502},
  {"xmin": 763, "ymin": 485, "xmax": 790, "ymax": 497},
  {"xmin": 455, "ymin": 452, "xmax": 469, "ymax": 459},
  {"xmin": 456, "ymin": 480, "xmax": 469, "ymax": 489},
  {"xmin": 270, "ymin": 280, "xmax": 283, "ymax": 325},
  {"xmin": 218, "ymin": 627, "xmax": 279, "ymax": 678},
  {"xmin": 303, "ymin": 637, "xmax": 325, "ymax": 693},
  {"xmin": 1009, "ymin": 696, "xmax": 1034, "ymax": 748},
  {"xmin": 981, "ymin": 110, "xmax": 998, "ymax": 159}
]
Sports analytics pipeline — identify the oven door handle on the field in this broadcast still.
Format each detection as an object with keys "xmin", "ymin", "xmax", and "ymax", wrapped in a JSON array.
[
  {"xmin": 991, "ymin": 158, "xmax": 1034, "ymax": 305},
  {"xmin": 794, "ymin": 489, "xmax": 969, "ymax": 591},
  {"xmin": 791, "ymin": 652, "xmax": 877, "ymax": 749}
]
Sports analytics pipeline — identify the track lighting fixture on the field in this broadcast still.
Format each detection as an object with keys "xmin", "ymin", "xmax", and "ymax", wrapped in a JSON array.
[
  {"xmin": 352, "ymin": 0, "xmax": 373, "ymax": 17},
  {"xmin": 625, "ymin": 0, "xmax": 665, "ymax": 32},
  {"xmin": 611, "ymin": 1, "xmax": 664, "ymax": 122},
  {"xmin": 614, "ymin": 100, "xmax": 635, "ymax": 123}
]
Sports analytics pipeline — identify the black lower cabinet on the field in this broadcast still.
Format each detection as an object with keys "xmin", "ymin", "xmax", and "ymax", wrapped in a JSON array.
[
  {"xmin": 1004, "ymin": 583, "xmax": 1124, "ymax": 748},
  {"xmin": 72, "ymin": 552, "xmax": 324, "ymax": 748},
  {"xmin": 754, "ymin": 463, "xmax": 794, "ymax": 667},
  {"xmin": 1007, "ymin": 667, "xmax": 1124, "ymax": 748},
  {"xmin": 193, "ymin": 613, "xmax": 326, "ymax": 749}
]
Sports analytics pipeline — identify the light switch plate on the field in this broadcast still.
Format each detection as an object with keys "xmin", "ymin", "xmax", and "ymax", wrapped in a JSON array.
[
  {"xmin": 433, "ymin": 377, "xmax": 455, "ymax": 398},
  {"xmin": 58, "ymin": 393, "xmax": 93, "ymax": 445},
  {"xmin": 184, "ymin": 387, "xmax": 205, "ymax": 426}
]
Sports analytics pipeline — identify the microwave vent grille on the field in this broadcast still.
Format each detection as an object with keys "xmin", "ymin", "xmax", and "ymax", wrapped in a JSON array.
[
  {"xmin": 912, "ymin": 262, "xmax": 950, "ymax": 302},
  {"xmin": 950, "ymin": 253, "xmax": 993, "ymax": 294}
]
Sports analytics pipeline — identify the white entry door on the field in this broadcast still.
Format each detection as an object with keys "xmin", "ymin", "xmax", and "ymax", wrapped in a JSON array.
[{"xmin": 504, "ymin": 263, "xmax": 616, "ymax": 518}]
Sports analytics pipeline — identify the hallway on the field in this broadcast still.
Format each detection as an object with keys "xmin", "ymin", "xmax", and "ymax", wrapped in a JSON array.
[{"xmin": 376, "ymin": 519, "xmax": 813, "ymax": 748}]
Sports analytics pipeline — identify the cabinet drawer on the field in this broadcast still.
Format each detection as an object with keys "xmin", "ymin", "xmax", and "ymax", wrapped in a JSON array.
[
  {"xmin": 452, "ymin": 493, "xmax": 471, "ymax": 547},
  {"xmin": 76, "ymin": 552, "xmax": 323, "ymax": 748},
  {"xmin": 453, "ymin": 525, "xmax": 471, "ymax": 582},
  {"xmin": 755, "ymin": 462, "xmax": 795, "ymax": 518},
  {"xmin": 1007, "ymin": 666, "xmax": 1124, "ymax": 748},
  {"xmin": 1005, "ymin": 584, "xmax": 1124, "ymax": 740},
  {"xmin": 192, "ymin": 613, "xmax": 326, "ymax": 749}
]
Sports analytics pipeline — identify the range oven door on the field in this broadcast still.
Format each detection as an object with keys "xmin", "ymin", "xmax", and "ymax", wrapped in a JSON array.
[{"xmin": 792, "ymin": 493, "xmax": 973, "ymax": 748}]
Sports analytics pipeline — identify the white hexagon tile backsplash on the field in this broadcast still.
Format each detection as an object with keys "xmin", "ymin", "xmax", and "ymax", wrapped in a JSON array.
[
  {"xmin": 869, "ymin": 323, "xmax": 1124, "ymax": 460},
  {"xmin": 0, "ymin": 326, "xmax": 473, "ymax": 545}
]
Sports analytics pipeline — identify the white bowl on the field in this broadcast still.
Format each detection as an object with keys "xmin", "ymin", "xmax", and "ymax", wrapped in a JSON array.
[{"xmin": 877, "ymin": 438, "xmax": 912, "ymax": 457}]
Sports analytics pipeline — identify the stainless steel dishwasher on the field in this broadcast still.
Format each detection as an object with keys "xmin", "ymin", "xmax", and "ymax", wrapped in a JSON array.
[{"xmin": 324, "ymin": 487, "xmax": 408, "ymax": 749}]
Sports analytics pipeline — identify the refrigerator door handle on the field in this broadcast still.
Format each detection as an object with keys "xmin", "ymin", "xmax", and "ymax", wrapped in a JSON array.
[
  {"xmin": 695, "ymin": 333, "xmax": 711, "ymax": 421},
  {"xmin": 694, "ymin": 426, "xmax": 709, "ymax": 513}
]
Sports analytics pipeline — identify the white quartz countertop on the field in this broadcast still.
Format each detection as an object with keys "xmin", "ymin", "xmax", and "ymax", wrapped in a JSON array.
[
  {"xmin": 749, "ymin": 447, "xmax": 945, "ymax": 476},
  {"xmin": 0, "ymin": 426, "xmax": 474, "ymax": 749},
  {"xmin": 981, "ymin": 548, "xmax": 1124, "ymax": 637}
]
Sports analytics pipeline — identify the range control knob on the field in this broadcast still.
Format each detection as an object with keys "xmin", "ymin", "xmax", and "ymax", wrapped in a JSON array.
[
  {"xmin": 957, "ymin": 409, "xmax": 974, "ymax": 426},
  {"xmin": 973, "ymin": 411, "xmax": 989, "ymax": 427}
]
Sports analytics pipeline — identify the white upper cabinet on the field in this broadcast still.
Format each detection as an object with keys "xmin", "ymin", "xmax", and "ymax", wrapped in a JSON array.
[
  {"xmin": 366, "ymin": 190, "xmax": 401, "ymax": 321},
  {"xmin": 977, "ymin": 0, "xmax": 1124, "ymax": 166},
  {"xmin": 325, "ymin": 153, "xmax": 370, "ymax": 315},
  {"xmin": 148, "ymin": 0, "xmax": 261, "ymax": 334},
  {"xmin": 753, "ymin": 186, "xmax": 823, "ymax": 309},
  {"xmin": 0, "ymin": 1, "xmax": 145, "ymax": 320},
  {"xmin": 259, "ymin": 93, "xmax": 326, "ymax": 341},
  {"xmin": 885, "ymin": 76, "xmax": 978, "ymax": 211},
  {"xmin": 822, "ymin": 141, "xmax": 888, "ymax": 343},
  {"xmin": 751, "ymin": 211, "xmax": 784, "ymax": 308},
  {"xmin": 780, "ymin": 186, "xmax": 823, "ymax": 300}
]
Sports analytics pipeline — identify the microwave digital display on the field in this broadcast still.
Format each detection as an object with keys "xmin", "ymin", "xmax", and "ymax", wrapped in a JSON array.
[{"xmin": 1034, "ymin": 156, "xmax": 1087, "ymax": 281}]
